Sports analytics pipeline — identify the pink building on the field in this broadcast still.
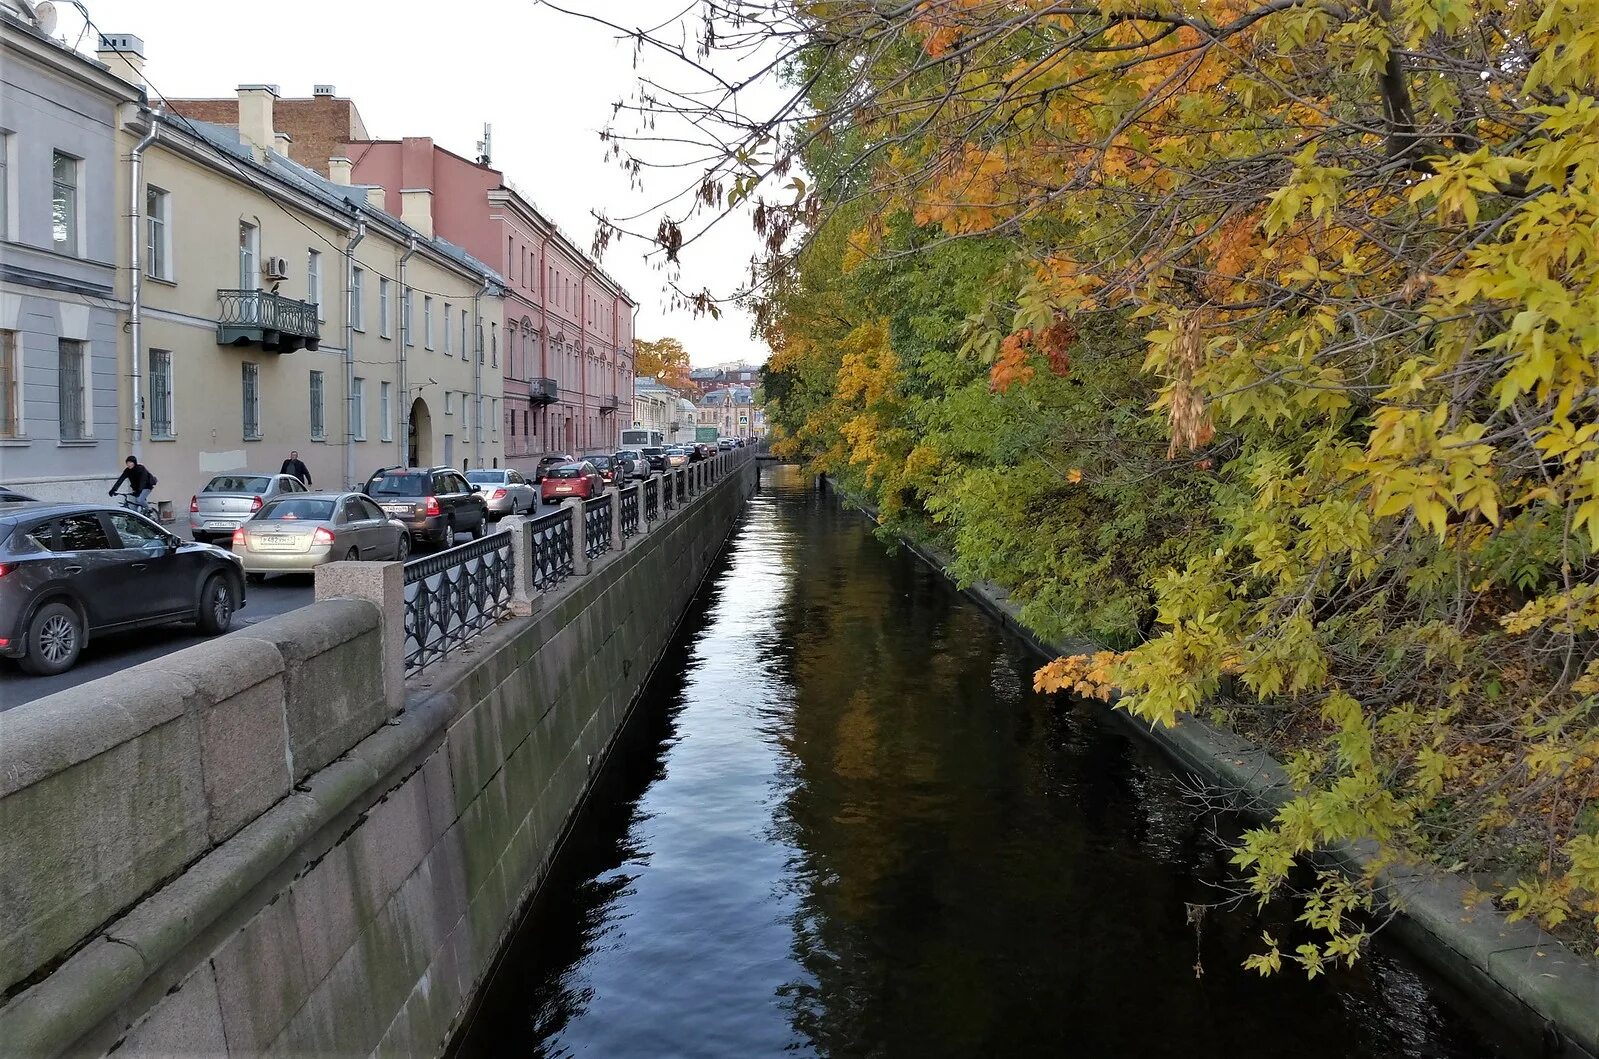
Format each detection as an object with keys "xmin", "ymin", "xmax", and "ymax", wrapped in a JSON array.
[{"xmin": 347, "ymin": 137, "xmax": 635, "ymax": 469}]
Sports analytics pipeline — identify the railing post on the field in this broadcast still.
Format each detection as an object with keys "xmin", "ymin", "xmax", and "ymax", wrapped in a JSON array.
[
  {"xmin": 609, "ymin": 486, "xmax": 624, "ymax": 551},
  {"xmin": 497, "ymin": 514, "xmax": 538, "ymax": 611},
  {"xmin": 314, "ymin": 560, "xmax": 404, "ymax": 710},
  {"xmin": 563, "ymin": 496, "xmax": 589, "ymax": 574},
  {"xmin": 633, "ymin": 481, "xmax": 649, "ymax": 534}
]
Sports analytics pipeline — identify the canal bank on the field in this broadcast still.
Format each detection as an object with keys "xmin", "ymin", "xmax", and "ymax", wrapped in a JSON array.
[
  {"xmin": 819, "ymin": 474, "xmax": 1599, "ymax": 1059},
  {"xmin": 453, "ymin": 465, "xmax": 1519, "ymax": 1058}
]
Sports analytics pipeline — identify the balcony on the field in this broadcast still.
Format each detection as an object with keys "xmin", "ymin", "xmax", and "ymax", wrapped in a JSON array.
[
  {"xmin": 530, "ymin": 377, "xmax": 559, "ymax": 405},
  {"xmin": 598, "ymin": 394, "xmax": 621, "ymax": 413},
  {"xmin": 216, "ymin": 289, "xmax": 320, "ymax": 353}
]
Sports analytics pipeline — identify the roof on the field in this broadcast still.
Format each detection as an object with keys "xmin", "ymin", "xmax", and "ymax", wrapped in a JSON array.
[{"xmin": 163, "ymin": 116, "xmax": 505, "ymax": 287}]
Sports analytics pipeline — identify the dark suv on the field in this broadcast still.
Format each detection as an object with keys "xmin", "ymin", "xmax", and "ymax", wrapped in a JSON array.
[
  {"xmin": 363, "ymin": 466, "xmax": 488, "ymax": 548},
  {"xmin": 640, "ymin": 446, "xmax": 669, "ymax": 472},
  {"xmin": 534, "ymin": 453, "xmax": 575, "ymax": 483},
  {"xmin": 0, "ymin": 502, "xmax": 245, "ymax": 675}
]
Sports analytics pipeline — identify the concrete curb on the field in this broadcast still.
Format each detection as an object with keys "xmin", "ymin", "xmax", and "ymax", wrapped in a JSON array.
[{"xmin": 825, "ymin": 475, "xmax": 1599, "ymax": 1058}]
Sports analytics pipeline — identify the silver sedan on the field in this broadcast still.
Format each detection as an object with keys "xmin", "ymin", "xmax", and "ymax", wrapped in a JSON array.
[
  {"xmin": 233, "ymin": 491, "xmax": 410, "ymax": 581},
  {"xmin": 465, "ymin": 468, "xmax": 536, "ymax": 517}
]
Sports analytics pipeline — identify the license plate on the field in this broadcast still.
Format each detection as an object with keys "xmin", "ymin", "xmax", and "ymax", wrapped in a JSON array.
[
  {"xmin": 382, "ymin": 505, "xmax": 408, "ymax": 515},
  {"xmin": 205, "ymin": 521, "xmax": 231, "ymax": 529},
  {"xmin": 554, "ymin": 485, "xmax": 572, "ymax": 492},
  {"xmin": 260, "ymin": 535, "xmax": 294, "ymax": 547}
]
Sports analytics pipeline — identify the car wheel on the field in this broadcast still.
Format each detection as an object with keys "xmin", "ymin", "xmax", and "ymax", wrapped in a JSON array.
[
  {"xmin": 442, "ymin": 518, "xmax": 455, "ymax": 547},
  {"xmin": 395, "ymin": 534, "xmax": 411, "ymax": 562},
  {"xmin": 344, "ymin": 547, "xmax": 360, "ymax": 561},
  {"xmin": 196, "ymin": 575, "xmax": 236, "ymax": 636},
  {"xmin": 19, "ymin": 601, "xmax": 83, "ymax": 676}
]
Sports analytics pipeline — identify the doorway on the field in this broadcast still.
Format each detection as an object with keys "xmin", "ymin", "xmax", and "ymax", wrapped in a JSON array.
[{"xmin": 408, "ymin": 398, "xmax": 433, "ymax": 467}]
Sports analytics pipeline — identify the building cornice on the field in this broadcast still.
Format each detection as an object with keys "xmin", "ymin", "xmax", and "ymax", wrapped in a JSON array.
[{"xmin": 0, "ymin": 17, "xmax": 144, "ymax": 104}]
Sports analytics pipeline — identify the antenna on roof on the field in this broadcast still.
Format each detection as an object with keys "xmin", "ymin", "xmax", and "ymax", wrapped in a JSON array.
[{"xmin": 476, "ymin": 123, "xmax": 492, "ymax": 166}]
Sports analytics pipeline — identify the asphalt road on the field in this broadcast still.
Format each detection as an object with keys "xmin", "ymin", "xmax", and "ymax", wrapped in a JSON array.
[{"xmin": 0, "ymin": 505, "xmax": 578, "ymax": 712}]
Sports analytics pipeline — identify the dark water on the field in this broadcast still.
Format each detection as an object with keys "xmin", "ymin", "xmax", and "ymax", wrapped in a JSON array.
[{"xmin": 454, "ymin": 465, "xmax": 1513, "ymax": 1059}]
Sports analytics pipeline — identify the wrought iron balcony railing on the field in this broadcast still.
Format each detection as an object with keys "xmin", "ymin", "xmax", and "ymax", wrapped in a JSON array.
[
  {"xmin": 216, "ymin": 289, "xmax": 321, "ymax": 353},
  {"xmin": 599, "ymin": 394, "xmax": 621, "ymax": 412},
  {"xmin": 530, "ymin": 377, "xmax": 559, "ymax": 405}
]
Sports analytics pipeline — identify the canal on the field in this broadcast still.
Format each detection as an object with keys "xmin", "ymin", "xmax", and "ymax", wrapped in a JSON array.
[{"xmin": 454, "ymin": 464, "xmax": 1511, "ymax": 1058}]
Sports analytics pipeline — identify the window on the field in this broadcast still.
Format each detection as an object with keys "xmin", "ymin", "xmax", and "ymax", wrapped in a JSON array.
[
  {"xmin": 242, "ymin": 363, "xmax": 261, "ymax": 439},
  {"xmin": 57, "ymin": 339, "xmax": 86, "ymax": 439},
  {"xmin": 149, "ymin": 349, "xmax": 173, "ymax": 438},
  {"xmin": 239, "ymin": 222, "xmax": 258, "ymax": 292},
  {"xmin": 0, "ymin": 330, "xmax": 18, "ymax": 437},
  {"xmin": 460, "ymin": 312, "xmax": 467, "ymax": 360},
  {"xmin": 424, "ymin": 296, "xmax": 434, "ymax": 349},
  {"xmin": 51, "ymin": 151, "xmax": 78, "ymax": 254},
  {"xmin": 491, "ymin": 398, "xmax": 499, "ymax": 435},
  {"xmin": 308, "ymin": 250, "xmax": 323, "ymax": 319},
  {"xmin": 109, "ymin": 511, "xmax": 166, "ymax": 550},
  {"xmin": 352, "ymin": 376, "xmax": 366, "ymax": 441},
  {"xmin": 351, "ymin": 267, "xmax": 365, "ymax": 331},
  {"xmin": 445, "ymin": 390, "xmax": 454, "ymax": 415},
  {"xmin": 309, "ymin": 370, "xmax": 326, "ymax": 440},
  {"xmin": 54, "ymin": 514, "xmax": 113, "ymax": 551},
  {"xmin": 379, "ymin": 277, "xmax": 391, "ymax": 338},
  {"xmin": 444, "ymin": 303, "xmax": 452, "ymax": 354},
  {"xmin": 380, "ymin": 380, "xmax": 392, "ymax": 441},
  {"xmin": 490, "ymin": 322, "xmax": 497, "ymax": 367},
  {"xmin": 145, "ymin": 186, "xmax": 170, "ymax": 279},
  {"xmin": 403, "ymin": 289, "xmax": 413, "ymax": 346},
  {"xmin": 0, "ymin": 133, "xmax": 9, "ymax": 240}
]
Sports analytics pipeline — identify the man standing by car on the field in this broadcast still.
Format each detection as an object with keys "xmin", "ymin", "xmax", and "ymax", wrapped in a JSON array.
[
  {"xmin": 108, "ymin": 456, "xmax": 157, "ymax": 509},
  {"xmin": 281, "ymin": 450, "xmax": 312, "ymax": 486}
]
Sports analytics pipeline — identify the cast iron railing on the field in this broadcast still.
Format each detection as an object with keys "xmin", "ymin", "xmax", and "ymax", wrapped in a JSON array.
[
  {"xmin": 645, "ymin": 476, "xmax": 660, "ymax": 520},
  {"xmin": 529, "ymin": 507, "xmax": 573, "ymax": 590},
  {"xmin": 621, "ymin": 486, "xmax": 640, "ymax": 537},
  {"xmin": 403, "ymin": 531, "xmax": 514, "ymax": 674},
  {"xmin": 676, "ymin": 469, "xmax": 686, "ymax": 506},
  {"xmin": 216, "ymin": 289, "xmax": 321, "ymax": 349},
  {"xmin": 584, "ymin": 494, "xmax": 612, "ymax": 558},
  {"xmin": 530, "ymin": 377, "xmax": 559, "ymax": 404}
]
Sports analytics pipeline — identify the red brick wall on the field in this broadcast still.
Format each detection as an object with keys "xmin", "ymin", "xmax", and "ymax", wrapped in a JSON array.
[{"xmin": 165, "ymin": 97, "xmax": 368, "ymax": 177}]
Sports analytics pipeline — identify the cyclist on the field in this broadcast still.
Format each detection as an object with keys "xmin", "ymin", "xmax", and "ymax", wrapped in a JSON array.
[{"xmin": 109, "ymin": 456, "xmax": 157, "ymax": 512}]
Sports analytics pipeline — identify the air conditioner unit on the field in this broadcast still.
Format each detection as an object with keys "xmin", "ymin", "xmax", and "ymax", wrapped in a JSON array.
[{"xmin": 262, "ymin": 256, "xmax": 290, "ymax": 281}]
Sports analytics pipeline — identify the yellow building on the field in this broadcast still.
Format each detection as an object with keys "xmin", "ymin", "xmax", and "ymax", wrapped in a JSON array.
[{"xmin": 112, "ymin": 81, "xmax": 504, "ymax": 518}]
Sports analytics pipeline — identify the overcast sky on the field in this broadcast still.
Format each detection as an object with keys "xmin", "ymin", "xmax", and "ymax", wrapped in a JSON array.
[{"xmin": 70, "ymin": 0, "xmax": 769, "ymax": 368}]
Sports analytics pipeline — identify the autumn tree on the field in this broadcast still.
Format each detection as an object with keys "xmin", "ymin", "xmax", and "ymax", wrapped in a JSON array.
[
  {"xmin": 634, "ymin": 336, "xmax": 693, "ymax": 392},
  {"xmin": 568, "ymin": 0, "xmax": 1599, "ymax": 969}
]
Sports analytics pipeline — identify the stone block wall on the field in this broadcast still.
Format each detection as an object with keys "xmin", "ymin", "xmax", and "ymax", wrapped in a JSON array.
[{"xmin": 0, "ymin": 450, "xmax": 756, "ymax": 1056}]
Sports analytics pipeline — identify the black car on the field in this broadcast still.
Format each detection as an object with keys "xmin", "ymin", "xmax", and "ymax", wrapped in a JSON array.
[
  {"xmin": 0, "ymin": 502, "xmax": 245, "ymax": 676},
  {"xmin": 363, "ymin": 466, "xmax": 488, "ymax": 547},
  {"xmin": 534, "ymin": 453, "xmax": 575, "ymax": 483},
  {"xmin": 640, "ymin": 446, "xmax": 669, "ymax": 472},
  {"xmin": 586, "ymin": 454, "xmax": 625, "ymax": 488}
]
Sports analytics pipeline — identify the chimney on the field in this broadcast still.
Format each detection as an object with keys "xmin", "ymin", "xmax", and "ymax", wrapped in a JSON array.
[
  {"xmin": 365, "ymin": 186, "xmax": 386, "ymax": 213},
  {"xmin": 400, "ymin": 188, "xmax": 433, "ymax": 239},
  {"xmin": 273, "ymin": 131, "xmax": 293, "ymax": 159},
  {"xmin": 236, "ymin": 84, "xmax": 279, "ymax": 157},
  {"xmin": 96, "ymin": 34, "xmax": 146, "ymax": 87},
  {"xmin": 328, "ymin": 156, "xmax": 353, "ymax": 185},
  {"xmin": 313, "ymin": 84, "xmax": 337, "ymax": 98}
]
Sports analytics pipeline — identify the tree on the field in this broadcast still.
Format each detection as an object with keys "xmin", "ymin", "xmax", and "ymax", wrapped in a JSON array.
[
  {"xmin": 568, "ymin": 0, "xmax": 1599, "ymax": 969},
  {"xmin": 634, "ymin": 336, "xmax": 693, "ymax": 392}
]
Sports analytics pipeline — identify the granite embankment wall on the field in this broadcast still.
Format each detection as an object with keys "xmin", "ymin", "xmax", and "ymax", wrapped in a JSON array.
[
  {"xmin": 0, "ymin": 454, "xmax": 756, "ymax": 1056},
  {"xmin": 822, "ymin": 475, "xmax": 1599, "ymax": 1059}
]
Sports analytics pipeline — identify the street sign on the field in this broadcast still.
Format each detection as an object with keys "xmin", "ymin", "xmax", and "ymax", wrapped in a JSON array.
[{"xmin": 739, "ymin": 414, "xmax": 749, "ymax": 424}]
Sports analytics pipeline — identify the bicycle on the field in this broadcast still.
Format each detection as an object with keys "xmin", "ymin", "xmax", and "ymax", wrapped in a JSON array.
[{"xmin": 114, "ymin": 491, "xmax": 158, "ymax": 519}]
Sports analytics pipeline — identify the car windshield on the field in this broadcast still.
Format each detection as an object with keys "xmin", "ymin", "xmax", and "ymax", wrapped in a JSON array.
[
  {"xmin": 465, "ymin": 471, "xmax": 505, "ymax": 484},
  {"xmin": 590, "ymin": 456, "xmax": 614, "ymax": 467},
  {"xmin": 548, "ymin": 466, "xmax": 583, "ymax": 479},
  {"xmin": 257, "ymin": 498, "xmax": 335, "ymax": 521},
  {"xmin": 540, "ymin": 456, "xmax": 568, "ymax": 466},
  {"xmin": 205, "ymin": 475, "xmax": 272, "ymax": 493},
  {"xmin": 616, "ymin": 450, "xmax": 640, "ymax": 459},
  {"xmin": 370, "ymin": 474, "xmax": 428, "ymax": 497},
  {"xmin": 642, "ymin": 447, "xmax": 664, "ymax": 456}
]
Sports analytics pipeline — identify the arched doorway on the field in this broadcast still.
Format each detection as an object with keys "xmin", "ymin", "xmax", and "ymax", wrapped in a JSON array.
[{"xmin": 408, "ymin": 398, "xmax": 433, "ymax": 467}]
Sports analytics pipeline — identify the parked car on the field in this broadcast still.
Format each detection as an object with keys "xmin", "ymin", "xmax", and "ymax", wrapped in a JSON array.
[
  {"xmin": 586, "ymin": 454, "xmax": 626, "ymax": 489},
  {"xmin": 0, "ymin": 486, "xmax": 37, "ymax": 503},
  {"xmin": 465, "ymin": 468, "xmax": 536, "ymax": 518},
  {"xmin": 0, "ymin": 501, "xmax": 244, "ymax": 675},
  {"xmin": 364, "ymin": 467, "xmax": 488, "ymax": 547},
  {"xmin": 664, "ymin": 447, "xmax": 690, "ymax": 469},
  {"xmin": 189, "ymin": 472, "xmax": 309, "ymax": 544},
  {"xmin": 233, "ymin": 492, "xmax": 409, "ymax": 581},
  {"xmin": 613, "ymin": 449, "xmax": 649, "ymax": 480},
  {"xmin": 641, "ymin": 446, "xmax": 670, "ymax": 472},
  {"xmin": 539, "ymin": 462, "xmax": 604, "ymax": 503},
  {"xmin": 718, "ymin": 438, "xmax": 735, "ymax": 450},
  {"xmin": 533, "ymin": 453, "xmax": 575, "ymax": 483}
]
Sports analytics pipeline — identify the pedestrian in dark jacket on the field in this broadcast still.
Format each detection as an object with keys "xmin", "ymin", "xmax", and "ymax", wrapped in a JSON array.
[
  {"xmin": 281, "ymin": 451, "xmax": 312, "ymax": 486},
  {"xmin": 109, "ymin": 457, "xmax": 157, "ymax": 509}
]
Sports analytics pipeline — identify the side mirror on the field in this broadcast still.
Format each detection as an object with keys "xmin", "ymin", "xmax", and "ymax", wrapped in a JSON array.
[
  {"xmin": 165, "ymin": 535, "xmax": 183, "ymax": 552},
  {"xmin": 470, "ymin": 484, "xmax": 482, "ymax": 493}
]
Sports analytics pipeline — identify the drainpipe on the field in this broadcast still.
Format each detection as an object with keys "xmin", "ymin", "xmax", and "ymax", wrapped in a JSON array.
[
  {"xmin": 342, "ymin": 215, "xmax": 366, "ymax": 488},
  {"xmin": 127, "ymin": 109, "xmax": 161, "ymax": 458},
  {"xmin": 397, "ymin": 235, "xmax": 418, "ymax": 465},
  {"xmin": 472, "ymin": 275, "xmax": 491, "ymax": 469}
]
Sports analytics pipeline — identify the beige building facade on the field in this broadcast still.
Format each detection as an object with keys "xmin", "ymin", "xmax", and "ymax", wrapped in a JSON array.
[{"xmin": 112, "ymin": 80, "xmax": 504, "ymax": 519}]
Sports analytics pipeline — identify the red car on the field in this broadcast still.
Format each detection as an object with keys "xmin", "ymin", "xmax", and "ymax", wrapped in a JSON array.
[{"xmin": 540, "ymin": 461, "xmax": 604, "ymax": 502}]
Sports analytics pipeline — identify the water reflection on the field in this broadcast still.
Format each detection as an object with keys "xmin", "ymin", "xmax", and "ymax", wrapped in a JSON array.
[{"xmin": 454, "ymin": 465, "xmax": 1507, "ymax": 1059}]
